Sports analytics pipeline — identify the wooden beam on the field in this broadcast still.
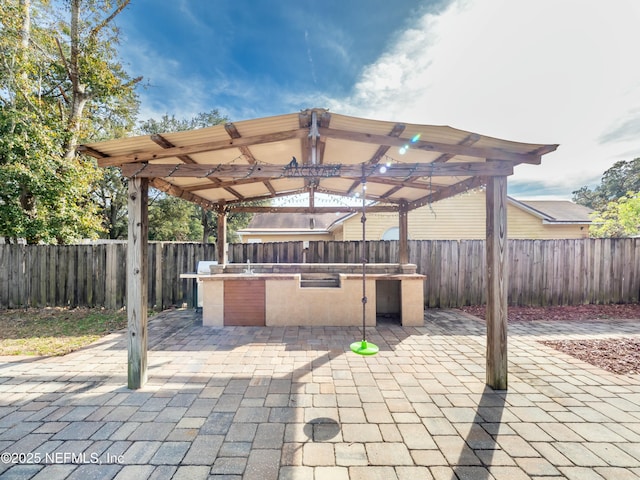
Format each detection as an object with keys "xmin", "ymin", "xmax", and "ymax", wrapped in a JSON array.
[
  {"xmin": 318, "ymin": 127, "xmax": 542, "ymax": 163},
  {"xmin": 408, "ymin": 176, "xmax": 487, "ymax": 210},
  {"xmin": 486, "ymin": 174, "xmax": 508, "ymax": 390},
  {"xmin": 216, "ymin": 205, "xmax": 226, "ymax": 264},
  {"xmin": 78, "ymin": 145, "xmax": 109, "ymax": 158},
  {"xmin": 432, "ymin": 133, "xmax": 480, "ymax": 163},
  {"xmin": 364, "ymin": 176, "xmax": 446, "ymax": 189},
  {"xmin": 298, "ymin": 112, "xmax": 312, "ymax": 165},
  {"xmin": 380, "ymin": 185, "xmax": 404, "ymax": 199},
  {"xmin": 223, "ymin": 188, "xmax": 310, "ymax": 205},
  {"xmin": 120, "ymin": 161, "xmax": 514, "ymax": 179},
  {"xmin": 151, "ymin": 134, "xmax": 197, "ymax": 164},
  {"xmin": 149, "ymin": 178, "xmax": 217, "ymax": 210},
  {"xmin": 151, "ymin": 134, "xmax": 225, "ymax": 194},
  {"xmin": 314, "ymin": 187, "xmax": 402, "ymax": 205},
  {"xmin": 225, "ymin": 122, "xmax": 276, "ymax": 194},
  {"xmin": 225, "ymin": 122, "xmax": 257, "ymax": 164},
  {"xmin": 224, "ymin": 186, "xmax": 244, "ymax": 200},
  {"xmin": 127, "ymin": 177, "xmax": 149, "ymax": 390},
  {"xmin": 263, "ymin": 180, "xmax": 277, "ymax": 196},
  {"xmin": 399, "ymin": 200, "xmax": 409, "ymax": 264},
  {"xmin": 90, "ymin": 128, "xmax": 309, "ymax": 167},
  {"xmin": 228, "ymin": 205, "xmax": 399, "ymax": 214},
  {"xmin": 347, "ymin": 123, "xmax": 406, "ymax": 194},
  {"xmin": 368, "ymin": 123, "xmax": 405, "ymax": 165},
  {"xmin": 316, "ymin": 111, "xmax": 331, "ymax": 165}
]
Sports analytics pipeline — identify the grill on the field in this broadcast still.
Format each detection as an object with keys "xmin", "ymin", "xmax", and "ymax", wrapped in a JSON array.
[{"xmin": 195, "ymin": 261, "xmax": 218, "ymax": 308}]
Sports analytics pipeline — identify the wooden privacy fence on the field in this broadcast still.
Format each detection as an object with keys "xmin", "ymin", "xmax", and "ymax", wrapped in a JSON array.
[
  {"xmin": 0, "ymin": 242, "xmax": 216, "ymax": 310},
  {"xmin": 0, "ymin": 239, "xmax": 638, "ymax": 309},
  {"xmin": 229, "ymin": 238, "xmax": 640, "ymax": 307}
]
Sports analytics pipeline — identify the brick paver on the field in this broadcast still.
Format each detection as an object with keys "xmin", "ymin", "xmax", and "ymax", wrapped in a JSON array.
[{"xmin": 0, "ymin": 308, "xmax": 639, "ymax": 479}]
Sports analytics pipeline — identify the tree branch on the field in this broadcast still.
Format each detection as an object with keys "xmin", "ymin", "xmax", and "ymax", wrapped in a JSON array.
[
  {"xmin": 55, "ymin": 37, "xmax": 72, "ymax": 82},
  {"xmin": 89, "ymin": 0, "xmax": 131, "ymax": 41}
]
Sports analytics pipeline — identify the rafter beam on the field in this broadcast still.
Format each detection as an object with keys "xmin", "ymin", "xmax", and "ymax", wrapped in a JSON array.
[
  {"xmin": 150, "ymin": 178, "xmax": 218, "ymax": 210},
  {"xmin": 264, "ymin": 181, "xmax": 277, "ymax": 196},
  {"xmin": 313, "ymin": 186, "xmax": 402, "ymax": 205},
  {"xmin": 224, "ymin": 122, "xmax": 271, "ymax": 198},
  {"xmin": 347, "ymin": 123, "xmax": 406, "ymax": 194},
  {"xmin": 228, "ymin": 205, "xmax": 399, "ymax": 214},
  {"xmin": 364, "ymin": 176, "xmax": 446, "ymax": 189},
  {"xmin": 368, "ymin": 123, "xmax": 405, "ymax": 165},
  {"xmin": 318, "ymin": 127, "xmax": 550, "ymax": 164},
  {"xmin": 121, "ymin": 161, "xmax": 514, "ymax": 179},
  {"xmin": 224, "ymin": 122, "xmax": 257, "ymax": 164},
  {"xmin": 432, "ymin": 133, "xmax": 480, "ymax": 163},
  {"xmin": 151, "ymin": 134, "xmax": 196, "ymax": 164},
  {"xmin": 380, "ymin": 185, "xmax": 404, "ymax": 199},
  {"xmin": 407, "ymin": 176, "xmax": 487, "ymax": 210},
  {"xmin": 150, "ymin": 134, "xmax": 225, "ymax": 192},
  {"xmin": 81, "ymin": 128, "xmax": 309, "ymax": 167},
  {"xmin": 223, "ymin": 187, "xmax": 310, "ymax": 205}
]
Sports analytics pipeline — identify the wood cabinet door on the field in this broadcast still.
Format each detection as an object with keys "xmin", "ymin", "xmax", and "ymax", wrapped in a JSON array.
[{"xmin": 224, "ymin": 280, "xmax": 265, "ymax": 326}]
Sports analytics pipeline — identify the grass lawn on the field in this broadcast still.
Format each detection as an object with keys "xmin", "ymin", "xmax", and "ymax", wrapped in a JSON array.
[{"xmin": 0, "ymin": 308, "xmax": 127, "ymax": 356}]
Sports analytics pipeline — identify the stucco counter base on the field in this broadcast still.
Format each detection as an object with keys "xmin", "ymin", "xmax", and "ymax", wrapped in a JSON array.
[{"xmin": 198, "ymin": 273, "xmax": 425, "ymax": 327}]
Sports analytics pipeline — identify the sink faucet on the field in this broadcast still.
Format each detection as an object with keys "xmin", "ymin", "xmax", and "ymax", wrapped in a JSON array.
[{"xmin": 243, "ymin": 259, "xmax": 255, "ymax": 275}]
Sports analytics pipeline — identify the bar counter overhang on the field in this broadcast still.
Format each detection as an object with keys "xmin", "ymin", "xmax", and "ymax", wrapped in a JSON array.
[{"xmin": 183, "ymin": 263, "xmax": 425, "ymax": 327}]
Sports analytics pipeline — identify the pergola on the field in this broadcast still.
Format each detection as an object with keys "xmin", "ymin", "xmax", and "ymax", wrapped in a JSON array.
[{"xmin": 81, "ymin": 108, "xmax": 558, "ymax": 391}]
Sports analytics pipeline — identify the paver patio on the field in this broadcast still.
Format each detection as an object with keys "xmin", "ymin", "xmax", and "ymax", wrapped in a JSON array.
[{"xmin": 0, "ymin": 308, "xmax": 639, "ymax": 479}]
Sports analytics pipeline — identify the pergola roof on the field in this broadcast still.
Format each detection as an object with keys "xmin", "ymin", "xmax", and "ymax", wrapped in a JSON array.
[
  {"xmin": 81, "ymin": 108, "xmax": 558, "ymax": 212},
  {"xmin": 86, "ymin": 108, "xmax": 556, "ymax": 391}
]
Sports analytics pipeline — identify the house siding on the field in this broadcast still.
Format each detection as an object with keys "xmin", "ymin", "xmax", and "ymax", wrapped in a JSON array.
[
  {"xmin": 341, "ymin": 190, "xmax": 589, "ymax": 240},
  {"xmin": 241, "ymin": 233, "xmax": 334, "ymax": 243}
]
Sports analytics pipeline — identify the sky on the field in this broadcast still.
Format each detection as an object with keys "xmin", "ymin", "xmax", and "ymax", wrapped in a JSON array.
[{"xmin": 117, "ymin": 0, "xmax": 640, "ymax": 200}]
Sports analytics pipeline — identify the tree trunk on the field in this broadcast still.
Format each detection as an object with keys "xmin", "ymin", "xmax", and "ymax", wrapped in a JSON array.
[
  {"xmin": 201, "ymin": 207, "xmax": 215, "ymax": 244},
  {"xmin": 63, "ymin": 0, "xmax": 87, "ymax": 161},
  {"xmin": 19, "ymin": 0, "xmax": 30, "ymax": 50}
]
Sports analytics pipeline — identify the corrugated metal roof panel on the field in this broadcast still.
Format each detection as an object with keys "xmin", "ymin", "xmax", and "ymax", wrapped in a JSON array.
[{"xmin": 82, "ymin": 108, "xmax": 558, "ymax": 210}]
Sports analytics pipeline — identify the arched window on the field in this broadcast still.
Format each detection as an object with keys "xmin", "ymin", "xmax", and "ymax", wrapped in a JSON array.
[{"xmin": 381, "ymin": 227, "xmax": 400, "ymax": 241}]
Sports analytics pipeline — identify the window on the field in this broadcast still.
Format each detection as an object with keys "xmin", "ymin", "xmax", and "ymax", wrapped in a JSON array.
[{"xmin": 381, "ymin": 227, "xmax": 400, "ymax": 240}]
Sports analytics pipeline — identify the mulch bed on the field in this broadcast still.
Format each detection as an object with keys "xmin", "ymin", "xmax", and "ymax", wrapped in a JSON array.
[
  {"xmin": 459, "ymin": 303, "xmax": 640, "ymax": 322},
  {"xmin": 540, "ymin": 338, "xmax": 640, "ymax": 375},
  {"xmin": 458, "ymin": 304, "xmax": 640, "ymax": 375}
]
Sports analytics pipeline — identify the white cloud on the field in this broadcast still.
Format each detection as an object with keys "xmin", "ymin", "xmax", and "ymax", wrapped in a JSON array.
[{"xmin": 330, "ymin": 0, "xmax": 640, "ymax": 197}]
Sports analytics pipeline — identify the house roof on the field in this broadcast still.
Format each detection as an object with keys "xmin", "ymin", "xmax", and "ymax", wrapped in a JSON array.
[
  {"xmin": 81, "ymin": 108, "xmax": 558, "ymax": 212},
  {"xmin": 511, "ymin": 199, "xmax": 594, "ymax": 224},
  {"xmin": 240, "ymin": 196, "xmax": 593, "ymax": 235}
]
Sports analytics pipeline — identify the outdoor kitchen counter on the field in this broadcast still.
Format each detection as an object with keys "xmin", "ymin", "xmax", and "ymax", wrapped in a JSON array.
[{"xmin": 192, "ymin": 269, "xmax": 425, "ymax": 328}]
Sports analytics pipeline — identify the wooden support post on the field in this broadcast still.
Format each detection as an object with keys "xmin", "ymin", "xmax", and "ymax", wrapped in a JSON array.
[
  {"xmin": 486, "ymin": 175, "xmax": 508, "ymax": 390},
  {"xmin": 399, "ymin": 200, "xmax": 409, "ymax": 264},
  {"xmin": 217, "ymin": 205, "xmax": 227, "ymax": 264},
  {"xmin": 127, "ymin": 177, "xmax": 149, "ymax": 390}
]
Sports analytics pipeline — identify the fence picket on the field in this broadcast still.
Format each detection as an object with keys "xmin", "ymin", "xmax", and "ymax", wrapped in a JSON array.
[{"xmin": 0, "ymin": 239, "xmax": 638, "ymax": 309}]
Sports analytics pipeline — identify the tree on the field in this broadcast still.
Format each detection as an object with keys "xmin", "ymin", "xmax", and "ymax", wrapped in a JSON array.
[
  {"xmin": 590, "ymin": 192, "xmax": 640, "ymax": 238},
  {"xmin": 148, "ymin": 195, "xmax": 202, "ymax": 241},
  {"xmin": 573, "ymin": 158, "xmax": 640, "ymax": 210},
  {"xmin": 93, "ymin": 166, "xmax": 128, "ymax": 239},
  {"xmin": 0, "ymin": 0, "xmax": 140, "ymax": 243},
  {"xmin": 139, "ymin": 109, "xmax": 235, "ymax": 243}
]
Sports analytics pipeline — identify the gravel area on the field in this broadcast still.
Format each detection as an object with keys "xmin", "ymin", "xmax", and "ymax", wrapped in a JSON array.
[{"xmin": 458, "ymin": 303, "xmax": 640, "ymax": 375}]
